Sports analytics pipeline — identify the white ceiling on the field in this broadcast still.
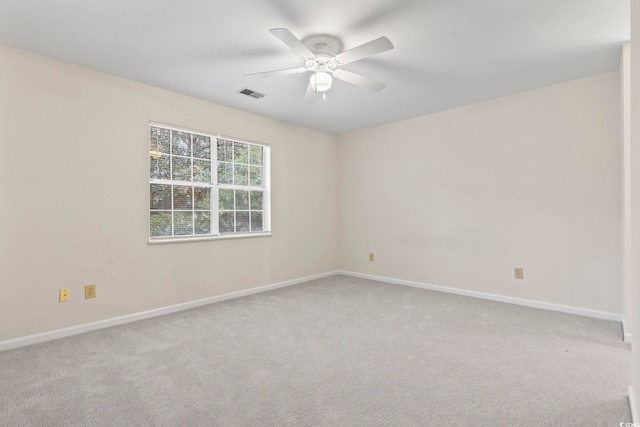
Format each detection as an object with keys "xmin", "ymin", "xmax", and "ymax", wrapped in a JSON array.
[{"xmin": 0, "ymin": 0, "xmax": 630, "ymax": 135}]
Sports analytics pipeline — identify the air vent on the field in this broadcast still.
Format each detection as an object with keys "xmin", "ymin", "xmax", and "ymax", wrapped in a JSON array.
[{"xmin": 238, "ymin": 88, "xmax": 265, "ymax": 99}]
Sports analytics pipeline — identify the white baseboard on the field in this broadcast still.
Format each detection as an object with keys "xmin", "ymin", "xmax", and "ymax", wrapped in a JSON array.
[
  {"xmin": 630, "ymin": 386, "xmax": 638, "ymax": 423},
  {"xmin": 338, "ymin": 270, "xmax": 624, "ymax": 323},
  {"xmin": 1, "ymin": 269, "xmax": 625, "ymax": 352},
  {"xmin": 0, "ymin": 270, "xmax": 339, "ymax": 352}
]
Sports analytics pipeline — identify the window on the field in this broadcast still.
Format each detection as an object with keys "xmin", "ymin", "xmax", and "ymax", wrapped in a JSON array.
[{"xmin": 149, "ymin": 123, "xmax": 270, "ymax": 241}]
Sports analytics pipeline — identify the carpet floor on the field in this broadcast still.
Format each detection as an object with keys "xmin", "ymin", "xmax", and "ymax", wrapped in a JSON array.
[{"xmin": 0, "ymin": 275, "xmax": 632, "ymax": 426}]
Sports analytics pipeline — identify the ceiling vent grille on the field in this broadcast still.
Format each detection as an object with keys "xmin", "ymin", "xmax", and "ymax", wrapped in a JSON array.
[{"xmin": 238, "ymin": 88, "xmax": 265, "ymax": 99}]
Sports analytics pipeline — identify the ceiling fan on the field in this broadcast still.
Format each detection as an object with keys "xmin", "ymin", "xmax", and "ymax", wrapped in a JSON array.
[{"xmin": 245, "ymin": 28, "xmax": 394, "ymax": 102}]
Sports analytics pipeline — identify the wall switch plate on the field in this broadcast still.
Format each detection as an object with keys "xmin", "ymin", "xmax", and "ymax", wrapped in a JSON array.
[
  {"xmin": 59, "ymin": 288, "xmax": 70, "ymax": 302},
  {"xmin": 369, "ymin": 253, "xmax": 374, "ymax": 262},
  {"xmin": 514, "ymin": 268, "xmax": 524, "ymax": 279},
  {"xmin": 84, "ymin": 284, "xmax": 96, "ymax": 299}
]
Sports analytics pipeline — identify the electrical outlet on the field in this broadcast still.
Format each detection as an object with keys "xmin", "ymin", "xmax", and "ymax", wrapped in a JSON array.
[
  {"xmin": 84, "ymin": 284, "xmax": 96, "ymax": 299},
  {"xmin": 369, "ymin": 253, "xmax": 375, "ymax": 262},
  {"xmin": 59, "ymin": 288, "xmax": 70, "ymax": 302},
  {"xmin": 514, "ymin": 268, "xmax": 524, "ymax": 280}
]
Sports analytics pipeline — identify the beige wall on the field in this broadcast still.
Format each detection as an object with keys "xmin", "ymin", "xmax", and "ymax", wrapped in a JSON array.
[
  {"xmin": 338, "ymin": 72, "xmax": 622, "ymax": 314},
  {"xmin": 0, "ymin": 45, "xmax": 339, "ymax": 341},
  {"xmin": 0, "ymin": 42, "xmax": 626, "ymax": 345}
]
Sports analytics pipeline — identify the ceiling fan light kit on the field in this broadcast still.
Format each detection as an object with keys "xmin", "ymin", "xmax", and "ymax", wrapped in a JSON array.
[
  {"xmin": 245, "ymin": 28, "xmax": 394, "ymax": 103},
  {"xmin": 310, "ymin": 72, "xmax": 332, "ymax": 92}
]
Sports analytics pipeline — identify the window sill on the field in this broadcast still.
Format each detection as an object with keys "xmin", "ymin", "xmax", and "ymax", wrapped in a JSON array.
[{"xmin": 148, "ymin": 231, "xmax": 272, "ymax": 244}]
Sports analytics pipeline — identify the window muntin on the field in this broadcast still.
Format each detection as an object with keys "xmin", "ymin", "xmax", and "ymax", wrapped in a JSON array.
[{"xmin": 149, "ymin": 124, "xmax": 269, "ymax": 241}]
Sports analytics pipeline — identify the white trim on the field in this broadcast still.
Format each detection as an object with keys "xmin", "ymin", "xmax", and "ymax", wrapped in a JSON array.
[
  {"xmin": 150, "ymin": 178, "xmax": 212, "ymax": 188},
  {"xmin": 630, "ymin": 386, "xmax": 638, "ymax": 423},
  {"xmin": 149, "ymin": 125, "xmax": 271, "ymax": 241},
  {"xmin": 0, "ymin": 271, "xmax": 339, "ymax": 353},
  {"xmin": 338, "ymin": 271, "xmax": 624, "ymax": 322},
  {"xmin": 623, "ymin": 319, "xmax": 633, "ymax": 344},
  {"xmin": 148, "ymin": 231, "xmax": 272, "ymax": 244},
  {"xmin": 218, "ymin": 133, "xmax": 270, "ymax": 148},
  {"xmin": 218, "ymin": 183, "xmax": 265, "ymax": 192}
]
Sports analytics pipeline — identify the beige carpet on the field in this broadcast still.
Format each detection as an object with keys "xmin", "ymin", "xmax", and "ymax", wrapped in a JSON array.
[{"xmin": 0, "ymin": 275, "xmax": 632, "ymax": 426}]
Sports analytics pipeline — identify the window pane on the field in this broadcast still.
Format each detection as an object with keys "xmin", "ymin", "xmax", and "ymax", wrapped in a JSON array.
[
  {"xmin": 193, "ymin": 135, "xmax": 211, "ymax": 159},
  {"xmin": 172, "ymin": 157, "xmax": 192, "ymax": 181},
  {"xmin": 236, "ymin": 211, "xmax": 250, "ymax": 232},
  {"xmin": 249, "ymin": 166, "xmax": 262, "ymax": 186},
  {"xmin": 219, "ymin": 189, "xmax": 234, "ymax": 210},
  {"xmin": 150, "ymin": 127, "xmax": 171, "ymax": 154},
  {"xmin": 150, "ymin": 211, "xmax": 172, "ymax": 237},
  {"xmin": 193, "ymin": 159, "xmax": 211, "ymax": 183},
  {"xmin": 218, "ymin": 162, "xmax": 233, "ymax": 184},
  {"xmin": 174, "ymin": 211, "xmax": 193, "ymax": 235},
  {"xmin": 217, "ymin": 139, "xmax": 233, "ymax": 162},
  {"xmin": 251, "ymin": 212, "xmax": 263, "ymax": 231},
  {"xmin": 249, "ymin": 145, "xmax": 263, "ymax": 166},
  {"xmin": 234, "ymin": 164, "xmax": 248, "ymax": 186},
  {"xmin": 172, "ymin": 131, "xmax": 191, "ymax": 156},
  {"xmin": 194, "ymin": 187, "xmax": 210, "ymax": 210},
  {"xmin": 173, "ymin": 186, "xmax": 193, "ymax": 210},
  {"xmin": 150, "ymin": 154, "xmax": 171, "ymax": 180},
  {"xmin": 234, "ymin": 142, "xmax": 249, "ymax": 164},
  {"xmin": 235, "ymin": 190, "xmax": 249, "ymax": 210},
  {"xmin": 219, "ymin": 211, "xmax": 234, "ymax": 233},
  {"xmin": 194, "ymin": 212, "xmax": 211, "ymax": 235},
  {"xmin": 150, "ymin": 184, "xmax": 172, "ymax": 210},
  {"xmin": 157, "ymin": 128, "xmax": 170, "ymax": 153},
  {"xmin": 250, "ymin": 191, "xmax": 263, "ymax": 210}
]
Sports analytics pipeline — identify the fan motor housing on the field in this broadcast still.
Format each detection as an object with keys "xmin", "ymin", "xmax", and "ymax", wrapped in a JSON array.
[{"xmin": 302, "ymin": 34, "xmax": 343, "ymax": 57}]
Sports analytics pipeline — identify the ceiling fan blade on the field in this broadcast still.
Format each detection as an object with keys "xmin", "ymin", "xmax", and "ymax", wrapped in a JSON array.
[
  {"xmin": 334, "ymin": 70, "xmax": 386, "ymax": 92},
  {"xmin": 335, "ymin": 37, "xmax": 394, "ymax": 65},
  {"xmin": 244, "ymin": 67, "xmax": 306, "ymax": 78},
  {"xmin": 303, "ymin": 81, "xmax": 322, "ymax": 103},
  {"xmin": 270, "ymin": 28, "xmax": 315, "ymax": 59}
]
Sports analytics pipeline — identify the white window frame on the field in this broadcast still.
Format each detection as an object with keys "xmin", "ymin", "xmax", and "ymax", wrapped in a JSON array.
[{"xmin": 149, "ymin": 122, "xmax": 271, "ymax": 243}]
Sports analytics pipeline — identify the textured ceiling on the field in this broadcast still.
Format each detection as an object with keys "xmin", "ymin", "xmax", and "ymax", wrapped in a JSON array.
[{"xmin": 0, "ymin": 0, "xmax": 630, "ymax": 135}]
